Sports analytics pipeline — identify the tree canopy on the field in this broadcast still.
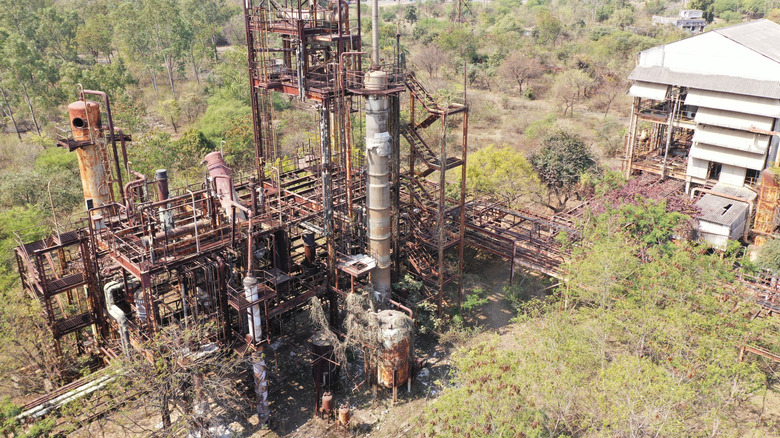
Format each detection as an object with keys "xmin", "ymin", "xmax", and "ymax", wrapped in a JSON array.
[{"xmin": 530, "ymin": 131, "xmax": 598, "ymax": 212}]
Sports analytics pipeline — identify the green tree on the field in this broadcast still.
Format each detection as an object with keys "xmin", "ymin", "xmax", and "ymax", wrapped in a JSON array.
[
  {"xmin": 465, "ymin": 144, "xmax": 540, "ymax": 208},
  {"xmin": 76, "ymin": 15, "xmax": 115, "ymax": 62},
  {"xmin": 498, "ymin": 51, "xmax": 544, "ymax": 92},
  {"xmin": 689, "ymin": 0, "xmax": 715, "ymax": 21},
  {"xmin": 530, "ymin": 131, "xmax": 597, "ymax": 212},
  {"xmin": 756, "ymin": 238, "xmax": 780, "ymax": 275},
  {"xmin": 535, "ymin": 8, "xmax": 562, "ymax": 45},
  {"xmin": 552, "ymin": 68, "xmax": 596, "ymax": 116}
]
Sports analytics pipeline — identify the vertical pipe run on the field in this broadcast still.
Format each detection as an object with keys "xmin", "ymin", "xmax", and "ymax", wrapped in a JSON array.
[
  {"xmin": 253, "ymin": 349, "xmax": 270, "ymax": 425},
  {"xmin": 371, "ymin": 0, "xmax": 379, "ymax": 66},
  {"xmin": 365, "ymin": 72, "xmax": 392, "ymax": 301},
  {"xmin": 244, "ymin": 276, "xmax": 262, "ymax": 343}
]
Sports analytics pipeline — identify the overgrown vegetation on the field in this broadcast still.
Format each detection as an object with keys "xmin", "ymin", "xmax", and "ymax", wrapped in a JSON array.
[{"xmin": 417, "ymin": 201, "xmax": 778, "ymax": 436}]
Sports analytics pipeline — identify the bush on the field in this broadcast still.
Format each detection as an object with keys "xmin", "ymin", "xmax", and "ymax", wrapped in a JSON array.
[{"xmin": 757, "ymin": 238, "xmax": 780, "ymax": 275}]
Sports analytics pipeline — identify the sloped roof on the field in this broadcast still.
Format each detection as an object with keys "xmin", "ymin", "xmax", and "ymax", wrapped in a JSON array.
[
  {"xmin": 696, "ymin": 193, "xmax": 748, "ymax": 226},
  {"xmin": 714, "ymin": 19, "xmax": 780, "ymax": 64},
  {"xmin": 630, "ymin": 20, "xmax": 780, "ymax": 98}
]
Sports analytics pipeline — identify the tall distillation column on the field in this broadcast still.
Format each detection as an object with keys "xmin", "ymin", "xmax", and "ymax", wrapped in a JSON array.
[
  {"xmin": 365, "ymin": 71, "xmax": 392, "ymax": 302},
  {"xmin": 68, "ymin": 99, "xmax": 113, "ymax": 226}
]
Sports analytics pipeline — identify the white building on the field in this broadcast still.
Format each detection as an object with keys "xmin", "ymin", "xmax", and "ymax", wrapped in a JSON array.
[
  {"xmin": 652, "ymin": 9, "xmax": 707, "ymax": 33},
  {"xmin": 623, "ymin": 19, "xmax": 780, "ymax": 245}
]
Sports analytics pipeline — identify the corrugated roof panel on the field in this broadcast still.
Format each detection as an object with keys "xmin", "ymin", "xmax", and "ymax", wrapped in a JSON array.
[
  {"xmin": 710, "ymin": 182, "xmax": 758, "ymax": 201},
  {"xmin": 691, "ymin": 125, "xmax": 770, "ymax": 154},
  {"xmin": 715, "ymin": 19, "xmax": 780, "ymax": 64},
  {"xmin": 688, "ymin": 142, "xmax": 766, "ymax": 170},
  {"xmin": 685, "ymin": 89, "xmax": 780, "ymax": 118},
  {"xmin": 695, "ymin": 193, "xmax": 748, "ymax": 226},
  {"xmin": 628, "ymin": 82, "xmax": 669, "ymax": 100},
  {"xmin": 630, "ymin": 66, "xmax": 780, "ymax": 99},
  {"xmin": 694, "ymin": 107, "xmax": 774, "ymax": 131}
]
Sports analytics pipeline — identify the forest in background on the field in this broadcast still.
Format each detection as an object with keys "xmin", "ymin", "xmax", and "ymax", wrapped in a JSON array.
[{"xmin": 0, "ymin": 0, "xmax": 779, "ymax": 435}]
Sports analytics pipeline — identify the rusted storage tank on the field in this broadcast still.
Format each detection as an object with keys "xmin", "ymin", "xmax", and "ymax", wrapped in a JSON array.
[
  {"xmin": 755, "ymin": 169, "xmax": 780, "ymax": 246},
  {"xmin": 68, "ymin": 100, "xmax": 101, "ymax": 141},
  {"xmin": 376, "ymin": 309, "xmax": 413, "ymax": 388},
  {"xmin": 203, "ymin": 151, "xmax": 245, "ymax": 220},
  {"xmin": 310, "ymin": 331, "xmax": 339, "ymax": 390},
  {"xmin": 67, "ymin": 100, "xmax": 112, "ymax": 216}
]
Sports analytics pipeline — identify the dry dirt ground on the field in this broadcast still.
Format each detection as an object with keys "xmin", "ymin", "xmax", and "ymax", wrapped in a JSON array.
[{"xmin": 247, "ymin": 251, "xmax": 518, "ymax": 438}]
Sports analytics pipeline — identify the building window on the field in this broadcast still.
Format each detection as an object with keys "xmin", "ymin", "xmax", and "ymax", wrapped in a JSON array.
[
  {"xmin": 707, "ymin": 161, "xmax": 722, "ymax": 180},
  {"xmin": 746, "ymin": 169, "xmax": 760, "ymax": 186}
]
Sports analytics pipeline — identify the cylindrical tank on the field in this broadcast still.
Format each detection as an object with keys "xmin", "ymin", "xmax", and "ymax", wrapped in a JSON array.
[
  {"xmin": 67, "ymin": 100, "xmax": 112, "ymax": 218},
  {"xmin": 321, "ymin": 391, "xmax": 333, "ymax": 413},
  {"xmin": 303, "ymin": 232, "xmax": 316, "ymax": 267},
  {"xmin": 376, "ymin": 310, "xmax": 412, "ymax": 388},
  {"xmin": 365, "ymin": 71, "xmax": 392, "ymax": 301},
  {"xmin": 155, "ymin": 169, "xmax": 169, "ymax": 202},
  {"xmin": 364, "ymin": 70, "xmax": 388, "ymax": 91},
  {"xmin": 338, "ymin": 403, "xmax": 351, "ymax": 426},
  {"xmin": 203, "ymin": 151, "xmax": 245, "ymax": 220},
  {"xmin": 310, "ymin": 331, "xmax": 339, "ymax": 391}
]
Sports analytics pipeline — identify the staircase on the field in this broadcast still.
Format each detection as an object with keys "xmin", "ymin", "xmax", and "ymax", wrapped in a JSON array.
[
  {"xmin": 400, "ymin": 123, "xmax": 463, "ymax": 178},
  {"xmin": 405, "ymin": 72, "xmax": 442, "ymax": 114}
]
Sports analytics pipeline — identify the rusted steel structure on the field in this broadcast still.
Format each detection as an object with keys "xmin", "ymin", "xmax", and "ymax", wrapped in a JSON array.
[{"xmin": 11, "ymin": 0, "xmax": 589, "ymax": 425}]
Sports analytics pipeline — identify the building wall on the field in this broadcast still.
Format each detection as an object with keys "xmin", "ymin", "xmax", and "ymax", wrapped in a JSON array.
[
  {"xmin": 687, "ymin": 157, "xmax": 708, "ymax": 180},
  {"xmin": 720, "ymin": 164, "xmax": 746, "ymax": 186}
]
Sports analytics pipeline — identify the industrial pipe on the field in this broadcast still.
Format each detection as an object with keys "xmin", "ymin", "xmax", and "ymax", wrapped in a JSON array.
[
  {"xmin": 103, "ymin": 281, "xmax": 130, "ymax": 357},
  {"xmin": 387, "ymin": 298, "xmax": 413, "ymax": 320},
  {"xmin": 371, "ymin": 0, "xmax": 379, "ymax": 65},
  {"xmin": 155, "ymin": 169, "xmax": 169, "ymax": 202},
  {"xmin": 204, "ymin": 151, "xmax": 246, "ymax": 220},
  {"xmin": 186, "ymin": 190, "xmax": 201, "ymax": 253},
  {"xmin": 17, "ymin": 373, "xmax": 116, "ymax": 420},
  {"xmin": 224, "ymin": 197, "xmax": 254, "ymax": 273},
  {"xmin": 124, "ymin": 170, "xmax": 147, "ymax": 216}
]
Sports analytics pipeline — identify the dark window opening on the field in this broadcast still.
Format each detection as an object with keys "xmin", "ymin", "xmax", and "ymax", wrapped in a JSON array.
[
  {"xmin": 707, "ymin": 162, "xmax": 722, "ymax": 180},
  {"xmin": 746, "ymin": 169, "xmax": 760, "ymax": 186}
]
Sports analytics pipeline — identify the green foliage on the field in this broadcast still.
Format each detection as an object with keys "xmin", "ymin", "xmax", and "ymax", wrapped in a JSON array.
[
  {"xmin": 198, "ymin": 95, "xmax": 251, "ymax": 142},
  {"xmin": 418, "ymin": 202, "xmax": 770, "ymax": 436},
  {"xmin": 0, "ymin": 205, "xmax": 47, "ymax": 269},
  {"xmin": 0, "ymin": 396, "xmax": 20, "ymax": 436},
  {"xmin": 464, "ymin": 144, "xmax": 539, "ymax": 207},
  {"xmin": 221, "ymin": 113, "xmax": 254, "ymax": 170},
  {"xmin": 614, "ymin": 199, "xmax": 686, "ymax": 246},
  {"xmin": 530, "ymin": 131, "xmax": 597, "ymax": 212},
  {"xmin": 756, "ymin": 238, "xmax": 780, "ymax": 275},
  {"xmin": 535, "ymin": 8, "xmax": 562, "ymax": 45},
  {"xmin": 523, "ymin": 113, "xmax": 557, "ymax": 139}
]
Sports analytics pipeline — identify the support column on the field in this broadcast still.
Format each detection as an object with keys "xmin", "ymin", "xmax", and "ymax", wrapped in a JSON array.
[
  {"xmin": 389, "ymin": 94, "xmax": 401, "ymax": 284},
  {"xmin": 624, "ymin": 97, "xmax": 640, "ymax": 179},
  {"xmin": 320, "ymin": 103, "xmax": 338, "ymax": 326},
  {"xmin": 253, "ymin": 349, "xmax": 270, "ymax": 425}
]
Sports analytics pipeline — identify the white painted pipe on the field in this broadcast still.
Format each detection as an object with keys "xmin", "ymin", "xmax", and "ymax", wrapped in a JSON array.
[
  {"xmin": 104, "ymin": 281, "xmax": 130, "ymax": 357},
  {"xmin": 243, "ymin": 276, "xmax": 263, "ymax": 343},
  {"xmin": 18, "ymin": 373, "xmax": 115, "ymax": 420}
]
